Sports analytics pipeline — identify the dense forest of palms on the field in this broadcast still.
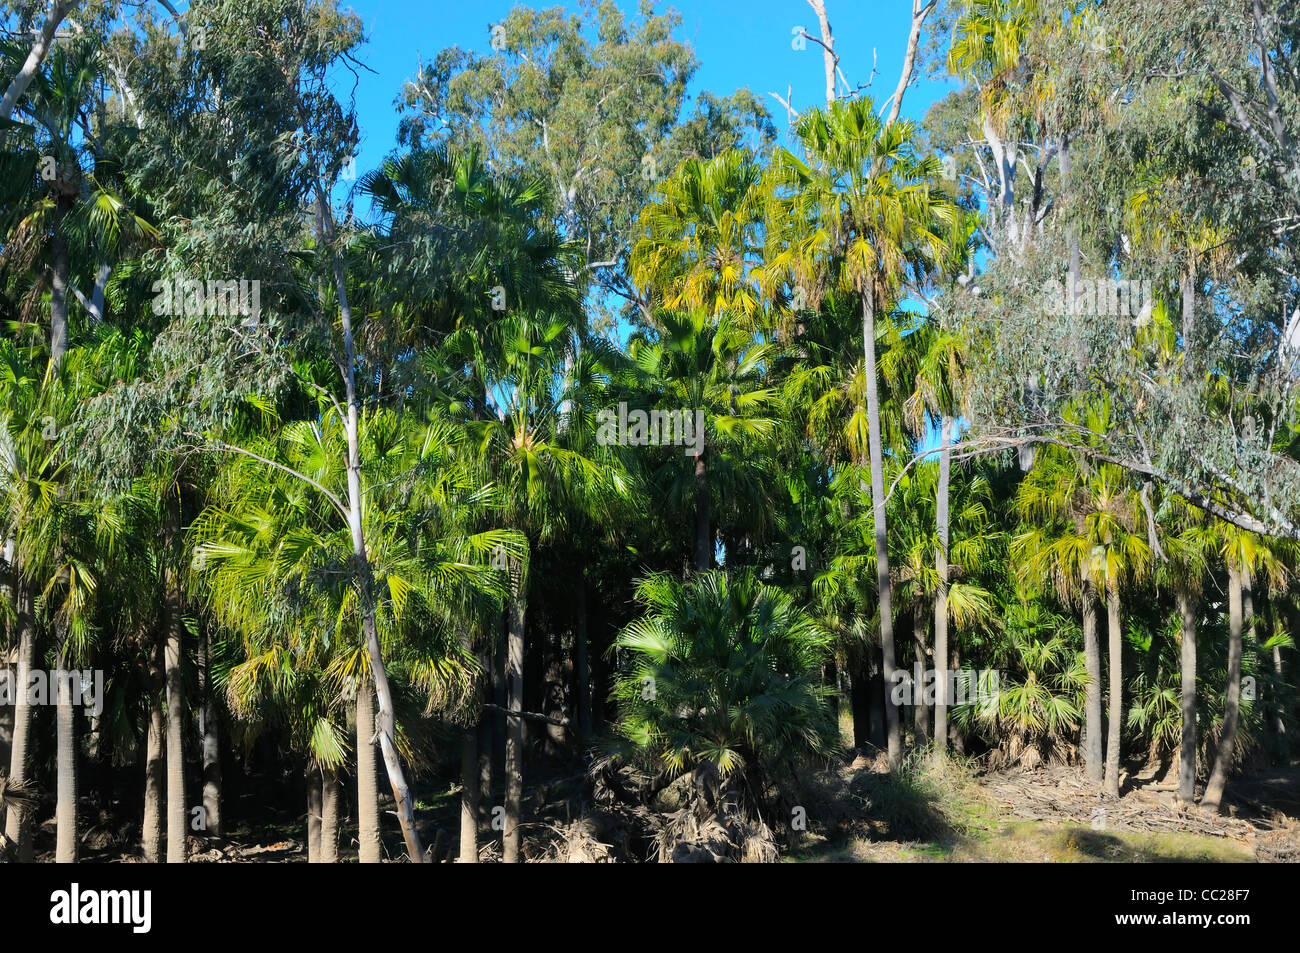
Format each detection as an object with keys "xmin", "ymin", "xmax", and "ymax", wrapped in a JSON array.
[{"xmin": 0, "ymin": 0, "xmax": 1297, "ymax": 868}]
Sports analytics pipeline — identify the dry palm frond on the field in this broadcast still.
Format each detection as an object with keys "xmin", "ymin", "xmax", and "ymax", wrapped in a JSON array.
[{"xmin": 0, "ymin": 773, "xmax": 38, "ymax": 815}]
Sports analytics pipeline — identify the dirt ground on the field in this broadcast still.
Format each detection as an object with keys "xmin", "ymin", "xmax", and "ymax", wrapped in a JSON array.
[
  {"xmin": 789, "ymin": 756, "xmax": 1300, "ymax": 864},
  {"xmin": 26, "ymin": 756, "xmax": 1300, "ymax": 863}
]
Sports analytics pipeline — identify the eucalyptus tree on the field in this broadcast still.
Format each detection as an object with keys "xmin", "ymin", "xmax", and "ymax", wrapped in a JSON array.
[
  {"xmin": 398, "ymin": 1, "xmax": 774, "ymax": 328},
  {"xmin": 0, "ymin": 1, "xmax": 80, "ymax": 123},
  {"xmin": 768, "ymin": 98, "xmax": 956, "ymax": 769}
]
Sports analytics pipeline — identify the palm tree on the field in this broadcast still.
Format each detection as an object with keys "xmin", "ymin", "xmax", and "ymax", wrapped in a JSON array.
[
  {"xmin": 1014, "ymin": 444, "xmax": 1104, "ymax": 784},
  {"xmin": 769, "ymin": 98, "xmax": 955, "ymax": 768},
  {"xmin": 623, "ymin": 309, "xmax": 781, "ymax": 572},
  {"xmin": 1157, "ymin": 496, "xmax": 1214, "ymax": 802},
  {"xmin": 630, "ymin": 149, "xmax": 766, "ymax": 326},
  {"xmin": 1202, "ymin": 526, "xmax": 1284, "ymax": 811},
  {"xmin": 901, "ymin": 315, "xmax": 973, "ymax": 756},
  {"xmin": 193, "ymin": 396, "xmax": 511, "ymax": 860},
  {"xmin": 440, "ymin": 308, "xmax": 616, "ymax": 862},
  {"xmin": 611, "ymin": 569, "xmax": 837, "ymax": 831}
]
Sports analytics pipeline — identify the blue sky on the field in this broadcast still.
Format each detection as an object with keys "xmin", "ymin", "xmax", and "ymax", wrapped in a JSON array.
[{"xmin": 336, "ymin": 0, "xmax": 955, "ymax": 180}]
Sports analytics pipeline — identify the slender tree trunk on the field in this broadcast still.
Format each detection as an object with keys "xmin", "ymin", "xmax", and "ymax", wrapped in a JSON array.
[
  {"xmin": 1178, "ymin": 589, "xmax": 1198, "ymax": 803},
  {"xmin": 55, "ymin": 664, "xmax": 78, "ymax": 863},
  {"xmin": 949, "ymin": 638, "xmax": 966, "ymax": 756},
  {"xmin": 933, "ymin": 416, "xmax": 952, "ymax": 759},
  {"xmin": 50, "ymin": 197, "xmax": 71, "ymax": 369},
  {"xmin": 862, "ymin": 288, "xmax": 901, "ymax": 769},
  {"xmin": 306, "ymin": 764, "xmax": 322, "ymax": 863},
  {"xmin": 142, "ymin": 663, "xmax": 165, "ymax": 863},
  {"xmin": 575, "ymin": 568, "xmax": 592, "ymax": 743},
  {"xmin": 0, "ymin": 689, "xmax": 11, "ymax": 816},
  {"xmin": 542, "ymin": 630, "xmax": 566, "ymax": 752},
  {"xmin": 1203, "ymin": 564, "xmax": 1247, "ymax": 812},
  {"xmin": 1104, "ymin": 585, "xmax": 1123, "ymax": 797},
  {"xmin": 163, "ymin": 494, "xmax": 187, "ymax": 864},
  {"xmin": 849, "ymin": 663, "xmax": 871, "ymax": 749},
  {"xmin": 492, "ymin": 627, "xmax": 507, "ymax": 796},
  {"xmin": 694, "ymin": 453, "xmax": 711, "ymax": 571},
  {"xmin": 320, "ymin": 766, "xmax": 340, "ymax": 863},
  {"xmin": 198, "ymin": 623, "xmax": 221, "ymax": 837},
  {"xmin": 1083, "ymin": 563, "xmax": 1103, "ymax": 783},
  {"xmin": 503, "ymin": 563, "xmax": 527, "ymax": 863},
  {"xmin": 912, "ymin": 599, "xmax": 929, "ymax": 745},
  {"xmin": 1273, "ymin": 641, "xmax": 1288, "ymax": 742},
  {"xmin": 355, "ymin": 679, "xmax": 382, "ymax": 863},
  {"xmin": 458, "ymin": 727, "xmax": 479, "ymax": 863},
  {"xmin": 3, "ymin": 583, "xmax": 36, "ymax": 861},
  {"xmin": 478, "ymin": 638, "xmax": 495, "ymax": 825},
  {"xmin": 0, "ymin": 1, "xmax": 73, "ymax": 121},
  {"xmin": 317, "ymin": 185, "xmax": 424, "ymax": 862}
]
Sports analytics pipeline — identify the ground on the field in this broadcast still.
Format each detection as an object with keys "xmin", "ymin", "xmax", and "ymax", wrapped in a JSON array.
[
  {"xmin": 29, "ymin": 752, "xmax": 1300, "ymax": 863},
  {"xmin": 787, "ymin": 754, "xmax": 1300, "ymax": 864}
]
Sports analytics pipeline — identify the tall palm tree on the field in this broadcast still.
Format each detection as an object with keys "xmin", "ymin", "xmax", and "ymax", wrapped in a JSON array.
[
  {"xmin": 1156, "ymin": 496, "xmax": 1214, "ymax": 803},
  {"xmin": 441, "ymin": 309, "xmax": 615, "ymax": 862},
  {"xmin": 1202, "ymin": 526, "xmax": 1284, "ymax": 811},
  {"xmin": 630, "ymin": 149, "xmax": 766, "ymax": 326},
  {"xmin": 623, "ymin": 309, "xmax": 781, "ymax": 572},
  {"xmin": 769, "ymin": 98, "xmax": 955, "ymax": 769},
  {"xmin": 1016, "ymin": 435, "xmax": 1151, "ymax": 787},
  {"xmin": 901, "ymin": 315, "xmax": 973, "ymax": 756}
]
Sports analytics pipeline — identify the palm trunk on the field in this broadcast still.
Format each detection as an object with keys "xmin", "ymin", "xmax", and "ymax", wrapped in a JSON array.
[
  {"xmin": 1104, "ymin": 584, "xmax": 1123, "ymax": 797},
  {"xmin": 863, "ymin": 287, "xmax": 901, "ymax": 770},
  {"xmin": 163, "ymin": 495, "xmax": 187, "ymax": 864},
  {"xmin": 306, "ymin": 765, "xmax": 322, "ymax": 863},
  {"xmin": 458, "ymin": 727, "xmax": 479, "ymax": 863},
  {"xmin": 503, "ymin": 565, "xmax": 527, "ymax": 863},
  {"xmin": 355, "ymin": 679, "xmax": 382, "ymax": 863},
  {"xmin": 1082, "ymin": 563, "xmax": 1103, "ymax": 783},
  {"xmin": 317, "ymin": 185, "xmax": 424, "ymax": 863},
  {"xmin": 949, "ymin": 638, "xmax": 965, "ymax": 756},
  {"xmin": 933, "ymin": 416, "xmax": 952, "ymax": 758},
  {"xmin": 320, "ymin": 766, "xmax": 340, "ymax": 863},
  {"xmin": 0, "ymin": 695, "xmax": 11, "ymax": 816},
  {"xmin": 142, "ymin": 662, "xmax": 165, "ymax": 862},
  {"xmin": 50, "ymin": 197, "xmax": 71, "ymax": 369},
  {"xmin": 478, "ymin": 638, "xmax": 495, "ymax": 825},
  {"xmin": 1178, "ymin": 589, "xmax": 1198, "ymax": 803},
  {"xmin": 3, "ymin": 583, "xmax": 36, "ymax": 861},
  {"xmin": 55, "ymin": 665, "xmax": 78, "ymax": 863},
  {"xmin": 694, "ymin": 453, "xmax": 711, "ymax": 571},
  {"xmin": 1203, "ymin": 564, "xmax": 1247, "ymax": 812},
  {"xmin": 1273, "ymin": 641, "xmax": 1287, "ymax": 742},
  {"xmin": 575, "ymin": 568, "xmax": 592, "ymax": 742},
  {"xmin": 198, "ymin": 623, "xmax": 221, "ymax": 837},
  {"xmin": 912, "ymin": 599, "xmax": 929, "ymax": 745}
]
